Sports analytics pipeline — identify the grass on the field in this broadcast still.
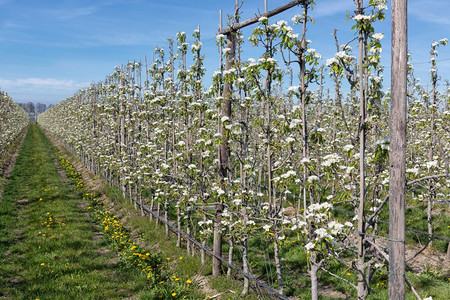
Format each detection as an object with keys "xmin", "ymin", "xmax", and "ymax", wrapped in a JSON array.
[
  {"xmin": 99, "ymin": 185, "xmax": 264, "ymax": 299},
  {"xmin": 5, "ymin": 123, "xmax": 446, "ymax": 299},
  {"xmin": 67, "ymin": 163, "xmax": 450, "ymax": 300},
  {"xmin": 0, "ymin": 124, "xmax": 151, "ymax": 299}
]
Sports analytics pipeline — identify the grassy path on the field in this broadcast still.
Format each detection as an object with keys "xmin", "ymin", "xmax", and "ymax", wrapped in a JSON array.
[{"xmin": 0, "ymin": 124, "xmax": 149, "ymax": 299}]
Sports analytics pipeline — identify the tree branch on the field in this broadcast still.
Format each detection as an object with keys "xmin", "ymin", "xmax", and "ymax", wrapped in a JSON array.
[{"xmin": 407, "ymin": 173, "xmax": 448, "ymax": 186}]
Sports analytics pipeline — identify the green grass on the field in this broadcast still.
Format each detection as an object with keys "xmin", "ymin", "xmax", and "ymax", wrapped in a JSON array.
[
  {"xmin": 0, "ymin": 124, "xmax": 151, "ymax": 299},
  {"xmin": 100, "ymin": 186, "xmax": 263, "ymax": 299},
  {"xmin": 13, "ymin": 124, "xmax": 446, "ymax": 300}
]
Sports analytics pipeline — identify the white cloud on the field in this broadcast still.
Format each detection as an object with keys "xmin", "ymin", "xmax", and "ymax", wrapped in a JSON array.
[
  {"xmin": 0, "ymin": 77, "xmax": 86, "ymax": 90},
  {"xmin": 43, "ymin": 5, "xmax": 98, "ymax": 20}
]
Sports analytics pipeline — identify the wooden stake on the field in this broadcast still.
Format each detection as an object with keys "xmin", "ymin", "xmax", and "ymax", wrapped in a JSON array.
[{"xmin": 389, "ymin": 0, "xmax": 407, "ymax": 298}]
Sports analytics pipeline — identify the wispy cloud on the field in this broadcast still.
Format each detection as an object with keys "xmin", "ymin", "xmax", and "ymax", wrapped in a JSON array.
[
  {"xmin": 410, "ymin": 0, "xmax": 450, "ymax": 25},
  {"xmin": 84, "ymin": 31, "xmax": 168, "ymax": 47},
  {"xmin": 0, "ymin": 77, "xmax": 86, "ymax": 90},
  {"xmin": 43, "ymin": 5, "xmax": 98, "ymax": 20}
]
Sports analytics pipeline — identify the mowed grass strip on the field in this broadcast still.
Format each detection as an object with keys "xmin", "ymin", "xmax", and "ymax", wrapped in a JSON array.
[{"xmin": 0, "ymin": 124, "xmax": 150, "ymax": 299}]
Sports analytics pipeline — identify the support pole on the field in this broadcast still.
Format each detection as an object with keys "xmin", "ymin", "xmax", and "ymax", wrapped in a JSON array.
[{"xmin": 389, "ymin": 0, "xmax": 407, "ymax": 298}]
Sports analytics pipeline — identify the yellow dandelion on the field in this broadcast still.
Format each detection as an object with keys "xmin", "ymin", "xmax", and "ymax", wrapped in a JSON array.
[
  {"xmin": 186, "ymin": 279, "xmax": 192, "ymax": 284},
  {"xmin": 40, "ymin": 263, "xmax": 45, "ymax": 266},
  {"xmin": 171, "ymin": 292, "xmax": 176, "ymax": 297}
]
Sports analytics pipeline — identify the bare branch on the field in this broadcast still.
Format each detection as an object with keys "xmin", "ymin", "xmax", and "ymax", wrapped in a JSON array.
[{"xmin": 406, "ymin": 173, "xmax": 449, "ymax": 186}]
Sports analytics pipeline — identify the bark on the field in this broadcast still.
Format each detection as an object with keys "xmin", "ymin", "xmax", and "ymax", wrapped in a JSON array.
[
  {"xmin": 241, "ymin": 237, "xmax": 250, "ymax": 296},
  {"xmin": 176, "ymin": 206, "xmax": 182, "ymax": 247},
  {"xmin": 273, "ymin": 230, "xmax": 284, "ymax": 294},
  {"xmin": 310, "ymin": 254, "xmax": 319, "ymax": 300},
  {"xmin": 356, "ymin": 1, "xmax": 367, "ymax": 298}
]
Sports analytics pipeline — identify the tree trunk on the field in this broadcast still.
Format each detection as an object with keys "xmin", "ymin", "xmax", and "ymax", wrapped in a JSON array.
[
  {"xmin": 310, "ymin": 253, "xmax": 319, "ymax": 300},
  {"xmin": 227, "ymin": 237, "xmax": 234, "ymax": 277},
  {"xmin": 241, "ymin": 237, "xmax": 250, "ymax": 296},
  {"xmin": 356, "ymin": 1, "xmax": 367, "ymax": 298},
  {"xmin": 164, "ymin": 198, "xmax": 169, "ymax": 237},
  {"xmin": 176, "ymin": 205, "xmax": 181, "ymax": 247},
  {"xmin": 273, "ymin": 230, "xmax": 284, "ymax": 294}
]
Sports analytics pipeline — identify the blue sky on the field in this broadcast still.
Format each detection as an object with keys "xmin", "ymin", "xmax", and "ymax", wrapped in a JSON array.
[{"xmin": 0, "ymin": 0, "xmax": 449, "ymax": 105}]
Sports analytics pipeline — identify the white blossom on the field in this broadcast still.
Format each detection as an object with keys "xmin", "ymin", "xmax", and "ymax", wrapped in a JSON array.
[
  {"xmin": 343, "ymin": 144, "xmax": 354, "ymax": 151},
  {"xmin": 217, "ymin": 188, "xmax": 225, "ymax": 196},
  {"xmin": 322, "ymin": 154, "xmax": 341, "ymax": 167},
  {"xmin": 258, "ymin": 16, "xmax": 268, "ymax": 23},
  {"xmin": 305, "ymin": 242, "xmax": 315, "ymax": 251},
  {"xmin": 372, "ymin": 33, "xmax": 384, "ymax": 40},
  {"xmin": 326, "ymin": 57, "xmax": 338, "ymax": 66},
  {"xmin": 292, "ymin": 14, "xmax": 301, "ymax": 24},
  {"xmin": 406, "ymin": 167, "xmax": 419, "ymax": 175},
  {"xmin": 232, "ymin": 198, "xmax": 242, "ymax": 205},
  {"xmin": 223, "ymin": 47, "xmax": 231, "ymax": 54},
  {"xmin": 276, "ymin": 20, "xmax": 287, "ymax": 27},
  {"xmin": 353, "ymin": 14, "xmax": 372, "ymax": 22},
  {"xmin": 426, "ymin": 160, "xmax": 438, "ymax": 169},
  {"xmin": 308, "ymin": 175, "xmax": 319, "ymax": 183},
  {"xmin": 288, "ymin": 85, "xmax": 300, "ymax": 92},
  {"xmin": 286, "ymin": 137, "xmax": 295, "ymax": 143}
]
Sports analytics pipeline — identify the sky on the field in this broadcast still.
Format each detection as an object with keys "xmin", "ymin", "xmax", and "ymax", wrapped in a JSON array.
[{"xmin": 0, "ymin": 0, "xmax": 449, "ymax": 105}]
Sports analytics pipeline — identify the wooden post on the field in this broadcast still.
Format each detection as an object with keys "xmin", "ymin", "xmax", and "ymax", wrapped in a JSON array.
[
  {"xmin": 214, "ymin": 26, "xmax": 236, "ymax": 279},
  {"xmin": 389, "ymin": 0, "xmax": 407, "ymax": 299}
]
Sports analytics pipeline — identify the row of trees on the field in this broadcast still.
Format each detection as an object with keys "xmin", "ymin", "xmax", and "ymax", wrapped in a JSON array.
[
  {"xmin": 38, "ymin": 0, "xmax": 449, "ymax": 299},
  {"xmin": 0, "ymin": 90, "xmax": 29, "ymax": 165},
  {"xmin": 16, "ymin": 102, "xmax": 50, "ymax": 115}
]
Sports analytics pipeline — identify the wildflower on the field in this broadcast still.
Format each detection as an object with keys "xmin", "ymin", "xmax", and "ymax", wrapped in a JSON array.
[
  {"xmin": 40, "ymin": 263, "xmax": 45, "ymax": 266},
  {"xmin": 171, "ymin": 292, "xmax": 177, "ymax": 297},
  {"xmin": 186, "ymin": 279, "xmax": 192, "ymax": 284}
]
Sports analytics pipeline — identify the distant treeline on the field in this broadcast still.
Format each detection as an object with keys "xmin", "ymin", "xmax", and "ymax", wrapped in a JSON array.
[{"xmin": 16, "ymin": 102, "xmax": 53, "ymax": 115}]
